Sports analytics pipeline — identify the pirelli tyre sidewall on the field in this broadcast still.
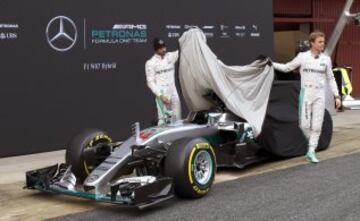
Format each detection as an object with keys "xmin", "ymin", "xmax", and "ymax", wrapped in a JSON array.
[
  {"xmin": 164, "ymin": 137, "xmax": 216, "ymax": 198},
  {"xmin": 66, "ymin": 129, "xmax": 112, "ymax": 182}
]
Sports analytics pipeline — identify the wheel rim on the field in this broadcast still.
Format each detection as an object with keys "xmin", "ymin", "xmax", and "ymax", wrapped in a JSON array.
[
  {"xmin": 193, "ymin": 150, "xmax": 213, "ymax": 185},
  {"xmin": 83, "ymin": 138, "xmax": 111, "ymax": 175},
  {"xmin": 83, "ymin": 146, "xmax": 98, "ymax": 175}
]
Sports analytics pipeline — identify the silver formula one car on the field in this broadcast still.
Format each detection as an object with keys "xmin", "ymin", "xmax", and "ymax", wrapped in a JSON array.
[{"xmin": 25, "ymin": 93, "xmax": 270, "ymax": 209}]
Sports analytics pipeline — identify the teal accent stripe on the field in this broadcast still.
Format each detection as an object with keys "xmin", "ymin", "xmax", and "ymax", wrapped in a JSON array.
[
  {"xmin": 156, "ymin": 97, "xmax": 166, "ymax": 116},
  {"xmin": 157, "ymin": 89, "xmax": 166, "ymax": 116},
  {"xmin": 298, "ymin": 88, "xmax": 305, "ymax": 122}
]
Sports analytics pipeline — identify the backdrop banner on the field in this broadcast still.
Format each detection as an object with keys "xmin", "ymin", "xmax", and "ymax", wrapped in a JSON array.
[{"xmin": 0, "ymin": 0, "xmax": 273, "ymax": 157}]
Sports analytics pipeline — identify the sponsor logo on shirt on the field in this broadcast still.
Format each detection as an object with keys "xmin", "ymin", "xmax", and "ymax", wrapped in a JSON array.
[
  {"xmin": 302, "ymin": 68, "xmax": 325, "ymax": 74},
  {"xmin": 155, "ymin": 67, "xmax": 174, "ymax": 75}
]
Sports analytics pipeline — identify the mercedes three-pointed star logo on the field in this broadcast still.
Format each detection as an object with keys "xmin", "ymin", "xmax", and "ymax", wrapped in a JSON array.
[{"xmin": 46, "ymin": 16, "xmax": 77, "ymax": 52}]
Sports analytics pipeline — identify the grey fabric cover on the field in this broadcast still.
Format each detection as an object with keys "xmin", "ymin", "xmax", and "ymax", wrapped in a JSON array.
[{"xmin": 178, "ymin": 28, "xmax": 274, "ymax": 136}]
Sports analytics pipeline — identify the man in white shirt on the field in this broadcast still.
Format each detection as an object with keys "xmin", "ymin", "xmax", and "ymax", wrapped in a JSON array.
[
  {"xmin": 273, "ymin": 31, "xmax": 341, "ymax": 163},
  {"xmin": 145, "ymin": 38, "xmax": 181, "ymax": 125}
]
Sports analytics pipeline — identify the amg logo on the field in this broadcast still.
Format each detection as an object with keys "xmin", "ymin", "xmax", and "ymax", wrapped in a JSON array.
[{"xmin": 112, "ymin": 24, "xmax": 147, "ymax": 30}]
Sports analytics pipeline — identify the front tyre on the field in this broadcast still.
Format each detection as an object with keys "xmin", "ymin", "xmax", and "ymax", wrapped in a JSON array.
[
  {"xmin": 66, "ymin": 129, "xmax": 112, "ymax": 182},
  {"xmin": 164, "ymin": 138, "xmax": 216, "ymax": 198}
]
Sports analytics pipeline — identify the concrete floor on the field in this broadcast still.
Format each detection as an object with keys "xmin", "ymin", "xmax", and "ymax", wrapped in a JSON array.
[
  {"xmin": 50, "ymin": 152, "xmax": 360, "ymax": 221},
  {"xmin": 0, "ymin": 110, "xmax": 360, "ymax": 220}
]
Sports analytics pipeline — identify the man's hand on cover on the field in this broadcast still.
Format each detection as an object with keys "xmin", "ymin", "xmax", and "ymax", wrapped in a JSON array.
[{"xmin": 256, "ymin": 54, "xmax": 272, "ymax": 66}]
